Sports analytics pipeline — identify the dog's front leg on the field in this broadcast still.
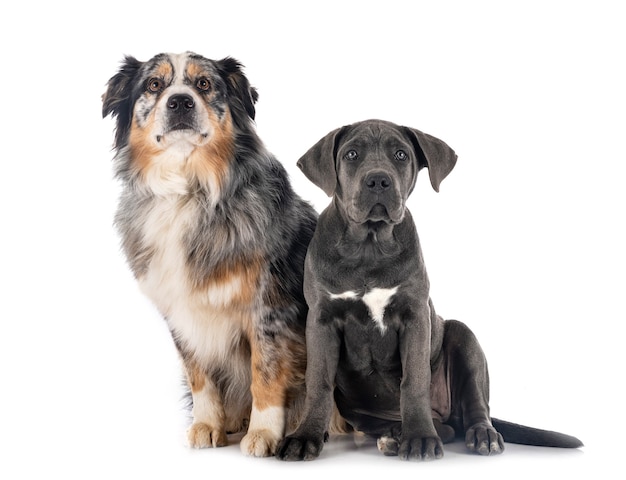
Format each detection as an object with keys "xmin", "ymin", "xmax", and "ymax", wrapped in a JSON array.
[
  {"xmin": 398, "ymin": 302, "xmax": 443, "ymax": 461},
  {"xmin": 184, "ymin": 358, "xmax": 228, "ymax": 448},
  {"xmin": 240, "ymin": 324, "xmax": 302, "ymax": 457},
  {"xmin": 276, "ymin": 310, "xmax": 341, "ymax": 461}
]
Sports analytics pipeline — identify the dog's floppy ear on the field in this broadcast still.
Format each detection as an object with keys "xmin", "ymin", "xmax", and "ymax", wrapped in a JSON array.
[
  {"xmin": 102, "ymin": 56, "xmax": 144, "ymax": 149},
  {"xmin": 217, "ymin": 57, "xmax": 258, "ymax": 128},
  {"xmin": 403, "ymin": 127, "xmax": 457, "ymax": 192},
  {"xmin": 297, "ymin": 126, "xmax": 346, "ymax": 197}
]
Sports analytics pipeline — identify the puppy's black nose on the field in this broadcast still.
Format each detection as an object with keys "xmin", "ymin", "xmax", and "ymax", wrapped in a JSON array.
[
  {"xmin": 167, "ymin": 94, "xmax": 195, "ymax": 112},
  {"xmin": 365, "ymin": 172, "xmax": 392, "ymax": 192}
]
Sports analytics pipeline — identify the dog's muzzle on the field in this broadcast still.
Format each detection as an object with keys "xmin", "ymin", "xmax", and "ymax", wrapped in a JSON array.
[{"xmin": 166, "ymin": 93, "xmax": 198, "ymax": 132}]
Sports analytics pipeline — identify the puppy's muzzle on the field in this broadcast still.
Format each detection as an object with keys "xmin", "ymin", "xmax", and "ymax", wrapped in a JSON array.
[
  {"xmin": 351, "ymin": 170, "xmax": 405, "ymax": 223},
  {"xmin": 365, "ymin": 171, "xmax": 392, "ymax": 194}
]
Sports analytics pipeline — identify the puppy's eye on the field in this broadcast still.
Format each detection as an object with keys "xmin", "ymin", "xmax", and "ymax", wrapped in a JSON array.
[
  {"xmin": 147, "ymin": 78, "xmax": 163, "ymax": 93},
  {"xmin": 196, "ymin": 78, "xmax": 211, "ymax": 91},
  {"xmin": 345, "ymin": 150, "xmax": 358, "ymax": 161},
  {"xmin": 394, "ymin": 150, "xmax": 408, "ymax": 161}
]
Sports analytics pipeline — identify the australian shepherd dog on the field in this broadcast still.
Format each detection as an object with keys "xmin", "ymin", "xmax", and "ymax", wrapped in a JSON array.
[{"xmin": 102, "ymin": 52, "xmax": 318, "ymax": 456}]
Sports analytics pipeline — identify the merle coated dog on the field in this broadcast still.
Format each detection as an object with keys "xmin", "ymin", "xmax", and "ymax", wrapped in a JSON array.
[
  {"xmin": 276, "ymin": 119, "xmax": 582, "ymax": 461},
  {"xmin": 103, "ymin": 52, "xmax": 319, "ymax": 457}
]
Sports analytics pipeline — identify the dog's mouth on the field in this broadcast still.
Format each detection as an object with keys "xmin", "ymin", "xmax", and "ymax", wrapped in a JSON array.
[
  {"xmin": 156, "ymin": 124, "xmax": 210, "ymax": 144},
  {"xmin": 367, "ymin": 204, "xmax": 390, "ymax": 221},
  {"xmin": 169, "ymin": 121, "xmax": 196, "ymax": 132},
  {"xmin": 348, "ymin": 201, "xmax": 405, "ymax": 225}
]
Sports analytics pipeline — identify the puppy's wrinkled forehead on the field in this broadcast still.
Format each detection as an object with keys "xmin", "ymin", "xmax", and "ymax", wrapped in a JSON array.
[
  {"xmin": 353, "ymin": 120, "xmax": 390, "ymax": 139},
  {"xmin": 340, "ymin": 121, "xmax": 410, "ymax": 153}
]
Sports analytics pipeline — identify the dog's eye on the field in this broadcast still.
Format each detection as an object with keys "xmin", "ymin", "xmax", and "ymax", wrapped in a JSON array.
[
  {"xmin": 345, "ymin": 150, "xmax": 358, "ymax": 161},
  {"xmin": 196, "ymin": 78, "xmax": 211, "ymax": 91},
  {"xmin": 147, "ymin": 78, "xmax": 163, "ymax": 93},
  {"xmin": 394, "ymin": 150, "xmax": 408, "ymax": 162}
]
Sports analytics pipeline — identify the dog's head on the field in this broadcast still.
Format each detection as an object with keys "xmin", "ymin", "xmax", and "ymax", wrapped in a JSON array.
[
  {"xmin": 102, "ymin": 52, "xmax": 258, "ymax": 194},
  {"xmin": 298, "ymin": 119, "xmax": 457, "ymax": 224}
]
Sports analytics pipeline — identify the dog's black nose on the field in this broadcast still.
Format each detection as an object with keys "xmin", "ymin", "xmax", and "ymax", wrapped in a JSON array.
[
  {"xmin": 365, "ymin": 173, "xmax": 392, "ymax": 192},
  {"xmin": 167, "ymin": 94, "xmax": 195, "ymax": 112}
]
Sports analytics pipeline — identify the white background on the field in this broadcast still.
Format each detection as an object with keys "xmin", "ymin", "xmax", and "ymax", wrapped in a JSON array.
[{"xmin": 1, "ymin": 0, "xmax": 623, "ymax": 478}]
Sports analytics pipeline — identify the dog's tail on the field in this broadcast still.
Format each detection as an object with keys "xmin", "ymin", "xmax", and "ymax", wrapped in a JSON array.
[{"xmin": 491, "ymin": 418, "xmax": 583, "ymax": 448}]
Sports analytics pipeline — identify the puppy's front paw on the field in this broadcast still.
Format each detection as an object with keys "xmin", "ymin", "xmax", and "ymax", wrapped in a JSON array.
[
  {"xmin": 465, "ymin": 423, "xmax": 504, "ymax": 455},
  {"xmin": 398, "ymin": 435, "xmax": 443, "ymax": 461},
  {"xmin": 276, "ymin": 435, "xmax": 324, "ymax": 461},
  {"xmin": 187, "ymin": 422, "xmax": 228, "ymax": 448},
  {"xmin": 240, "ymin": 429, "xmax": 280, "ymax": 457}
]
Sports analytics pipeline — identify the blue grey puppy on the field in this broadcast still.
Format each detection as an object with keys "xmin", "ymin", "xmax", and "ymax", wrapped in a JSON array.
[{"xmin": 277, "ymin": 119, "xmax": 582, "ymax": 461}]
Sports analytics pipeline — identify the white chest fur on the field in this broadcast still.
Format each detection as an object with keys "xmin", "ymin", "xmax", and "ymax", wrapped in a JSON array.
[
  {"xmin": 137, "ymin": 195, "xmax": 248, "ymax": 366},
  {"xmin": 139, "ymin": 195, "xmax": 196, "ymax": 316},
  {"xmin": 329, "ymin": 287, "xmax": 399, "ymax": 333}
]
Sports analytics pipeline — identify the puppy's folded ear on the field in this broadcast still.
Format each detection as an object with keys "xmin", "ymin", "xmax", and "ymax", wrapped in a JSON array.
[
  {"xmin": 297, "ymin": 126, "xmax": 347, "ymax": 197},
  {"xmin": 102, "ymin": 56, "xmax": 144, "ymax": 148},
  {"xmin": 403, "ymin": 127, "xmax": 457, "ymax": 192},
  {"xmin": 216, "ymin": 57, "xmax": 258, "ymax": 126}
]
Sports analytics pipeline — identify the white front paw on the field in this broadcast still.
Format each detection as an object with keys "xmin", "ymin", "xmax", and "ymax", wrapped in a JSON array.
[
  {"xmin": 187, "ymin": 422, "xmax": 228, "ymax": 448},
  {"xmin": 240, "ymin": 429, "xmax": 280, "ymax": 457}
]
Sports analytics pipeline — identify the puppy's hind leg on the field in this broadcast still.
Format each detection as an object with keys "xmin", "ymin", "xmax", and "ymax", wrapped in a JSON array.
[
  {"xmin": 444, "ymin": 320, "xmax": 504, "ymax": 455},
  {"xmin": 376, "ymin": 420, "xmax": 453, "ymax": 456},
  {"xmin": 376, "ymin": 424, "xmax": 402, "ymax": 456}
]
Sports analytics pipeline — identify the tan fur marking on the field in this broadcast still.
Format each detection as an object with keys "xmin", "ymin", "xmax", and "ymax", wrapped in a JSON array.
[
  {"xmin": 155, "ymin": 61, "xmax": 173, "ymax": 79},
  {"xmin": 250, "ymin": 352, "xmax": 288, "ymax": 411},
  {"xmin": 199, "ymin": 254, "xmax": 263, "ymax": 306},
  {"xmin": 127, "ymin": 106, "xmax": 234, "ymax": 193},
  {"xmin": 185, "ymin": 360, "xmax": 206, "ymax": 394},
  {"xmin": 187, "ymin": 110, "xmax": 234, "ymax": 191},
  {"xmin": 186, "ymin": 61, "xmax": 205, "ymax": 80},
  {"xmin": 249, "ymin": 337, "xmax": 305, "ymax": 411},
  {"xmin": 129, "ymin": 116, "xmax": 160, "ymax": 174}
]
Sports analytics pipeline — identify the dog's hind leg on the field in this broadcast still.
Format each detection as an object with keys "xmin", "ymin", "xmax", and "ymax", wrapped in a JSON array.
[{"xmin": 444, "ymin": 319, "xmax": 504, "ymax": 455}]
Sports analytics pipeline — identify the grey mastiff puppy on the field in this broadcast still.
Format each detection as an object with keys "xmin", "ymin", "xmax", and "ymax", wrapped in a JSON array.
[{"xmin": 277, "ymin": 119, "xmax": 582, "ymax": 461}]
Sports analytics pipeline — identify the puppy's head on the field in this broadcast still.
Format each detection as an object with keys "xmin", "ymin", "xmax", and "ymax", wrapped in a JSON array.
[
  {"xmin": 102, "ymin": 52, "xmax": 258, "ymax": 193},
  {"xmin": 298, "ymin": 119, "xmax": 457, "ymax": 224}
]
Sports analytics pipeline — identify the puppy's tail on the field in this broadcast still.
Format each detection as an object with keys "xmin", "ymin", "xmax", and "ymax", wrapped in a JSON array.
[{"xmin": 491, "ymin": 418, "xmax": 583, "ymax": 448}]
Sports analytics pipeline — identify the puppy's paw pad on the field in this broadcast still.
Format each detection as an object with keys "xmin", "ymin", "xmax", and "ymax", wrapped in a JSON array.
[
  {"xmin": 465, "ymin": 423, "xmax": 504, "ymax": 455},
  {"xmin": 241, "ymin": 429, "xmax": 280, "ymax": 457},
  {"xmin": 276, "ymin": 435, "xmax": 324, "ymax": 461},
  {"xmin": 377, "ymin": 435, "xmax": 399, "ymax": 456},
  {"xmin": 187, "ymin": 422, "xmax": 227, "ymax": 448}
]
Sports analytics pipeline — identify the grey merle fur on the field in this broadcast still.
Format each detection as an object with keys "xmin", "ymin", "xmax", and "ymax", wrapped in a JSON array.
[{"xmin": 102, "ymin": 53, "xmax": 318, "ymax": 451}]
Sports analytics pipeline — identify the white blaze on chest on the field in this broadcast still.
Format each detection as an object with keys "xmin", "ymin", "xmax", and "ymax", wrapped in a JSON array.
[
  {"xmin": 329, "ymin": 290, "xmax": 359, "ymax": 301},
  {"xmin": 138, "ymin": 195, "xmax": 247, "ymax": 365},
  {"xmin": 329, "ymin": 286, "xmax": 399, "ymax": 333}
]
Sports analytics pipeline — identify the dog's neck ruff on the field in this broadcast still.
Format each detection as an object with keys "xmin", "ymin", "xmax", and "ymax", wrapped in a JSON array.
[{"xmin": 117, "ymin": 144, "xmax": 229, "ymax": 207}]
